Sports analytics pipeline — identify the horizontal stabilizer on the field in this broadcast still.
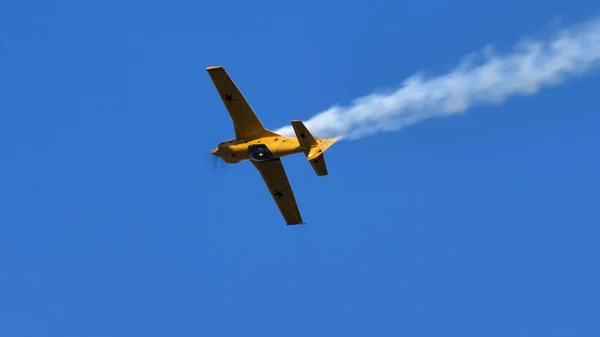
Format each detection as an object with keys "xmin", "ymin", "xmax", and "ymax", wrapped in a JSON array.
[
  {"xmin": 290, "ymin": 120, "xmax": 341, "ymax": 176},
  {"xmin": 306, "ymin": 137, "xmax": 340, "ymax": 176},
  {"xmin": 308, "ymin": 153, "xmax": 328, "ymax": 176},
  {"xmin": 291, "ymin": 120, "xmax": 317, "ymax": 147},
  {"xmin": 306, "ymin": 136, "xmax": 341, "ymax": 159}
]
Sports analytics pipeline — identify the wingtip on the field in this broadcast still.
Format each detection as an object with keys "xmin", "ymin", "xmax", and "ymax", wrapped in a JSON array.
[
  {"xmin": 206, "ymin": 65, "xmax": 224, "ymax": 71},
  {"xmin": 287, "ymin": 221, "xmax": 306, "ymax": 226}
]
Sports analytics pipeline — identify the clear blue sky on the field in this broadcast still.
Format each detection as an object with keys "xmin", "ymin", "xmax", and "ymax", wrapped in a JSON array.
[{"xmin": 2, "ymin": 0, "xmax": 600, "ymax": 335}]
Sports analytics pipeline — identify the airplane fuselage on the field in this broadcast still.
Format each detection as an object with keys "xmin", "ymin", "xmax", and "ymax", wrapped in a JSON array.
[{"xmin": 212, "ymin": 135, "xmax": 323, "ymax": 164}]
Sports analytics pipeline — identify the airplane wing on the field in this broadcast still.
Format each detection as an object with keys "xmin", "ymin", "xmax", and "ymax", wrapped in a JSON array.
[
  {"xmin": 206, "ymin": 66, "xmax": 267, "ymax": 140},
  {"xmin": 251, "ymin": 158, "xmax": 304, "ymax": 225}
]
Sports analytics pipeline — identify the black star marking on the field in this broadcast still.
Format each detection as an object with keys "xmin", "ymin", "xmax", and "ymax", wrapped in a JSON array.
[
  {"xmin": 274, "ymin": 138, "xmax": 278, "ymax": 141},
  {"xmin": 273, "ymin": 190, "xmax": 283, "ymax": 199},
  {"xmin": 300, "ymin": 133, "xmax": 306, "ymax": 138},
  {"xmin": 313, "ymin": 159, "xmax": 319, "ymax": 164},
  {"xmin": 224, "ymin": 94, "xmax": 233, "ymax": 102}
]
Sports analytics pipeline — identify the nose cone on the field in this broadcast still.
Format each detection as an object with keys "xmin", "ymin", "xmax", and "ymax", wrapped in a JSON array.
[{"xmin": 211, "ymin": 148, "xmax": 219, "ymax": 157}]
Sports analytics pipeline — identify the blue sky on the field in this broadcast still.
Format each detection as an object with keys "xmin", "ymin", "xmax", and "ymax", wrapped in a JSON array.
[{"xmin": 2, "ymin": 0, "xmax": 600, "ymax": 336}]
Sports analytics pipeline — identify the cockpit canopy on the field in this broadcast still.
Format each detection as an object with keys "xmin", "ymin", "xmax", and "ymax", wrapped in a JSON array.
[{"xmin": 248, "ymin": 144, "xmax": 274, "ymax": 162}]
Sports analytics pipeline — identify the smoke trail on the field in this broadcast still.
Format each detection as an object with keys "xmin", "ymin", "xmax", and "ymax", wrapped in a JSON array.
[{"xmin": 274, "ymin": 16, "xmax": 600, "ymax": 140}]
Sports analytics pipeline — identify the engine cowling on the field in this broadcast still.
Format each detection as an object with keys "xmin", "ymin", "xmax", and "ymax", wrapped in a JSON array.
[{"xmin": 215, "ymin": 144, "xmax": 240, "ymax": 163}]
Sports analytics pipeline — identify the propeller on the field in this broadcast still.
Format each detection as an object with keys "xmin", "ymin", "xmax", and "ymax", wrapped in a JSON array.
[
  {"xmin": 201, "ymin": 128, "xmax": 225, "ymax": 174},
  {"xmin": 208, "ymin": 146, "xmax": 234, "ymax": 175},
  {"xmin": 206, "ymin": 149, "xmax": 225, "ymax": 173}
]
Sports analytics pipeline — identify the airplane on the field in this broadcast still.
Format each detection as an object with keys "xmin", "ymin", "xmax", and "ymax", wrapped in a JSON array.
[{"xmin": 206, "ymin": 65, "xmax": 341, "ymax": 225}]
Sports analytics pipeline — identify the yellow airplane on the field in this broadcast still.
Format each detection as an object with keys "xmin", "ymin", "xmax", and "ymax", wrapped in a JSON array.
[{"xmin": 207, "ymin": 66, "xmax": 341, "ymax": 225}]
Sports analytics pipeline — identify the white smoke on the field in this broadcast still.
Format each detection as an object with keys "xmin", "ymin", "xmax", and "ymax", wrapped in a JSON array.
[{"xmin": 274, "ymin": 16, "xmax": 600, "ymax": 140}]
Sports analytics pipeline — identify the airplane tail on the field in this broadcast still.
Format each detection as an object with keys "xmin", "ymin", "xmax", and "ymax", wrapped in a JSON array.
[{"xmin": 290, "ymin": 120, "xmax": 341, "ymax": 176}]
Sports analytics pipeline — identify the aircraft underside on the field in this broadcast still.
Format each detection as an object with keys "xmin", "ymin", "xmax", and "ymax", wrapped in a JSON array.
[{"xmin": 248, "ymin": 144, "xmax": 275, "ymax": 162}]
